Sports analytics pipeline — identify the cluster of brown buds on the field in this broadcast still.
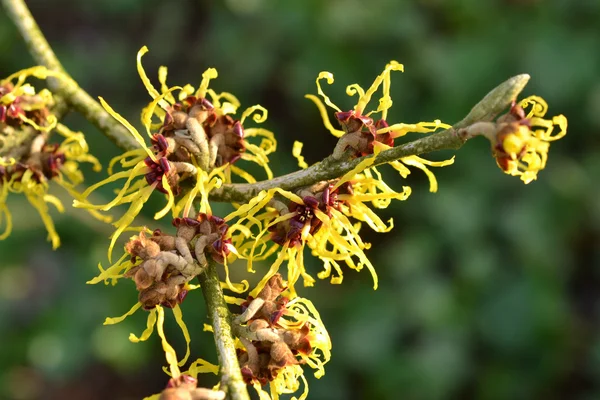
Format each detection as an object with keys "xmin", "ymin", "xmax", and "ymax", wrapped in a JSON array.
[
  {"xmin": 159, "ymin": 95, "xmax": 245, "ymax": 168},
  {"xmin": 140, "ymin": 132, "xmax": 198, "ymax": 196},
  {"xmin": 158, "ymin": 374, "xmax": 225, "ymax": 400},
  {"xmin": 269, "ymin": 182, "xmax": 354, "ymax": 247},
  {"xmin": 0, "ymin": 141, "xmax": 65, "ymax": 183},
  {"xmin": 0, "ymin": 82, "xmax": 51, "ymax": 128},
  {"xmin": 124, "ymin": 213, "xmax": 232, "ymax": 310},
  {"xmin": 334, "ymin": 109, "xmax": 393, "ymax": 157},
  {"xmin": 233, "ymin": 274, "xmax": 313, "ymax": 386}
]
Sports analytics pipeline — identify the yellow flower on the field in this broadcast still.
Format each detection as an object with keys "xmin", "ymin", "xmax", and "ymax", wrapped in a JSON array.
[
  {"xmin": 137, "ymin": 46, "xmax": 276, "ymax": 183},
  {"xmin": 226, "ymin": 177, "xmax": 411, "ymax": 297},
  {"xmin": 493, "ymin": 96, "xmax": 567, "ymax": 183},
  {"xmin": 1, "ymin": 66, "xmax": 61, "ymax": 132},
  {"xmin": 73, "ymin": 94, "xmax": 230, "ymax": 260},
  {"xmin": 87, "ymin": 211, "xmax": 257, "ymax": 382},
  {"xmin": 304, "ymin": 62, "xmax": 455, "ymax": 192},
  {"xmin": 233, "ymin": 276, "xmax": 331, "ymax": 400},
  {"xmin": 1, "ymin": 122, "xmax": 105, "ymax": 248}
]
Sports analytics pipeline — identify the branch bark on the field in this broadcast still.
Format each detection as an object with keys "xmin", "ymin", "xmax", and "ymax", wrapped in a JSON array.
[{"xmin": 198, "ymin": 261, "xmax": 250, "ymax": 400}]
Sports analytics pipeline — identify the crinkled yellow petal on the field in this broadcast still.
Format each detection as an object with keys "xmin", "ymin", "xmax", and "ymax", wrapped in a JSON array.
[
  {"xmin": 355, "ymin": 61, "xmax": 403, "ymax": 116},
  {"xmin": 153, "ymin": 174, "xmax": 175, "ymax": 219},
  {"xmin": 107, "ymin": 184, "xmax": 155, "ymax": 262},
  {"xmin": 221, "ymin": 255, "xmax": 249, "ymax": 294},
  {"xmin": 377, "ymin": 119, "xmax": 451, "ymax": 138},
  {"xmin": 172, "ymin": 305, "xmax": 191, "ymax": 367},
  {"xmin": 230, "ymin": 164, "xmax": 257, "ymax": 183},
  {"xmin": 99, "ymin": 97, "xmax": 155, "ymax": 160},
  {"xmin": 333, "ymin": 149, "xmax": 381, "ymax": 190},
  {"xmin": 108, "ymin": 149, "xmax": 147, "ymax": 175},
  {"xmin": 141, "ymin": 86, "xmax": 182, "ymax": 138},
  {"xmin": 184, "ymin": 358, "xmax": 220, "ymax": 377},
  {"xmin": 241, "ymin": 143, "xmax": 274, "ymax": 179},
  {"xmin": 223, "ymin": 295, "xmax": 247, "ymax": 305},
  {"xmin": 155, "ymin": 306, "xmax": 182, "ymax": 378},
  {"xmin": 240, "ymin": 104, "xmax": 268, "ymax": 124},
  {"xmin": 530, "ymin": 114, "xmax": 568, "ymax": 141},
  {"xmin": 346, "ymin": 83, "xmax": 365, "ymax": 99},
  {"xmin": 0, "ymin": 180, "xmax": 12, "ymax": 240},
  {"xmin": 270, "ymin": 188, "xmax": 304, "ymax": 205},
  {"xmin": 19, "ymin": 113, "xmax": 57, "ymax": 132},
  {"xmin": 224, "ymin": 190, "xmax": 270, "ymax": 222},
  {"xmin": 207, "ymin": 89, "xmax": 241, "ymax": 114},
  {"xmin": 252, "ymin": 382, "xmax": 272, "ymax": 400},
  {"xmin": 249, "ymin": 244, "xmax": 289, "ymax": 298},
  {"xmin": 136, "ymin": 46, "xmax": 169, "ymax": 109},
  {"xmin": 25, "ymin": 190, "xmax": 63, "ymax": 249},
  {"xmin": 74, "ymin": 162, "xmax": 147, "ymax": 210},
  {"xmin": 304, "ymin": 94, "xmax": 345, "ymax": 138},
  {"xmin": 292, "ymin": 141, "xmax": 308, "ymax": 169},
  {"xmin": 196, "ymin": 68, "xmax": 218, "ymax": 98},
  {"xmin": 129, "ymin": 306, "xmax": 158, "ymax": 342},
  {"xmin": 104, "ymin": 302, "xmax": 142, "ymax": 325},
  {"xmin": 520, "ymin": 95, "xmax": 548, "ymax": 118},
  {"xmin": 315, "ymin": 71, "xmax": 341, "ymax": 112},
  {"xmin": 87, "ymin": 252, "xmax": 131, "ymax": 285},
  {"xmin": 157, "ymin": 66, "xmax": 176, "ymax": 104}
]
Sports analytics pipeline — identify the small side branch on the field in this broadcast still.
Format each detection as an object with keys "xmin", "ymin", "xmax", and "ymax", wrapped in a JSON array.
[
  {"xmin": 209, "ymin": 74, "xmax": 530, "ymax": 203},
  {"xmin": 198, "ymin": 261, "xmax": 250, "ymax": 400}
]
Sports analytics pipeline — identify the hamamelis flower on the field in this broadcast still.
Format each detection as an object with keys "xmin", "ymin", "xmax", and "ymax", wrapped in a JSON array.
[
  {"xmin": 232, "ymin": 274, "xmax": 331, "ymax": 400},
  {"xmin": 492, "ymin": 96, "xmax": 567, "ymax": 183},
  {"xmin": 225, "ymin": 172, "xmax": 410, "ymax": 297},
  {"xmin": 0, "ymin": 66, "xmax": 60, "ymax": 132},
  {"xmin": 75, "ymin": 47, "xmax": 278, "ymax": 260},
  {"xmin": 72, "ymin": 98, "xmax": 227, "ymax": 260},
  {"xmin": 88, "ymin": 211, "xmax": 255, "ymax": 380},
  {"xmin": 305, "ymin": 62, "xmax": 454, "ymax": 192},
  {"xmin": 137, "ymin": 46, "xmax": 276, "ymax": 183},
  {"xmin": 1, "ymin": 67, "xmax": 105, "ymax": 248}
]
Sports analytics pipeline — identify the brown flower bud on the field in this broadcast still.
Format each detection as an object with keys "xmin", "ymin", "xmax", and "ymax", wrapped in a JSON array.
[{"xmin": 269, "ymin": 341, "xmax": 296, "ymax": 369}]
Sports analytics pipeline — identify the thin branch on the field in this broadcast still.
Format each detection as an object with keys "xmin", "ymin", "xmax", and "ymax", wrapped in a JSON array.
[
  {"xmin": 209, "ymin": 74, "xmax": 530, "ymax": 203},
  {"xmin": 198, "ymin": 261, "xmax": 250, "ymax": 400},
  {"xmin": 1, "ymin": 0, "xmax": 139, "ymax": 151}
]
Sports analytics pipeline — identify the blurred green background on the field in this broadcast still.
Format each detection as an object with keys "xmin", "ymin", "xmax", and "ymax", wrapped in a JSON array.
[{"xmin": 1, "ymin": 0, "xmax": 599, "ymax": 399}]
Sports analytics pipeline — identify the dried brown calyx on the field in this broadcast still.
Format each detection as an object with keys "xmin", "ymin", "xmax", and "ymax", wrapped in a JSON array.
[
  {"xmin": 158, "ymin": 96, "xmax": 246, "ymax": 169},
  {"xmin": 234, "ymin": 274, "xmax": 313, "ymax": 386},
  {"xmin": 334, "ymin": 109, "xmax": 393, "ymax": 157},
  {"xmin": 124, "ymin": 213, "xmax": 232, "ymax": 310},
  {"xmin": 268, "ymin": 182, "xmax": 354, "ymax": 247}
]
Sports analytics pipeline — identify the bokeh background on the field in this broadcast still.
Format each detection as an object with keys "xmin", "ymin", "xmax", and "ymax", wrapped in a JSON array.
[{"xmin": 1, "ymin": 0, "xmax": 600, "ymax": 399}]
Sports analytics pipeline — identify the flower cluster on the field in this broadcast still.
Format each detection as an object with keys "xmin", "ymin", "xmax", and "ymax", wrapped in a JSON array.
[
  {"xmin": 491, "ymin": 96, "xmax": 567, "ymax": 183},
  {"xmin": 233, "ymin": 274, "xmax": 331, "ymax": 400},
  {"xmin": 305, "ymin": 61, "xmax": 454, "ymax": 192},
  {"xmin": 74, "ymin": 47, "xmax": 276, "ymax": 260},
  {"xmin": 0, "ymin": 67, "xmax": 105, "ymax": 248}
]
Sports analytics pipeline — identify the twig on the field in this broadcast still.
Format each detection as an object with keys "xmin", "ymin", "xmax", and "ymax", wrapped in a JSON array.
[
  {"xmin": 1, "ymin": 0, "xmax": 139, "ymax": 151},
  {"xmin": 198, "ymin": 260, "xmax": 250, "ymax": 400},
  {"xmin": 209, "ymin": 74, "xmax": 531, "ymax": 203}
]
